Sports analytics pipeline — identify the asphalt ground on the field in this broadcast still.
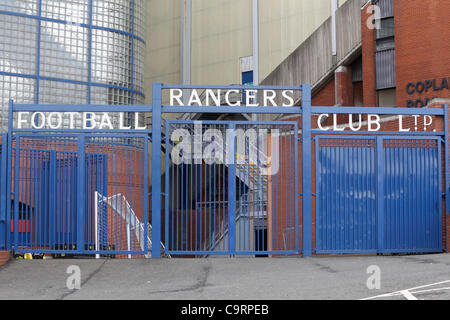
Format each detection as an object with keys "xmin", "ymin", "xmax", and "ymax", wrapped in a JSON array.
[{"xmin": 1, "ymin": 253, "xmax": 450, "ymax": 300}]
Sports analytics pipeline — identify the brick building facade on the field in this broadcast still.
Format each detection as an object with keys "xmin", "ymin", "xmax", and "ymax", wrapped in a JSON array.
[{"xmin": 323, "ymin": 0, "xmax": 450, "ymax": 109}]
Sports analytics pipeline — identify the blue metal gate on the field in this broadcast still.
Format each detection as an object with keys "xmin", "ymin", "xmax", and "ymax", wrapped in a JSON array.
[
  {"xmin": 164, "ymin": 121, "xmax": 299, "ymax": 256},
  {"xmin": 9, "ymin": 134, "xmax": 150, "ymax": 255},
  {"xmin": 315, "ymin": 136, "xmax": 443, "ymax": 254},
  {"xmin": 1, "ymin": 85, "xmax": 449, "ymax": 258},
  {"xmin": 5, "ymin": 102, "xmax": 152, "ymax": 256},
  {"xmin": 0, "ymin": 134, "xmax": 7, "ymax": 250},
  {"xmin": 383, "ymin": 137, "xmax": 442, "ymax": 253}
]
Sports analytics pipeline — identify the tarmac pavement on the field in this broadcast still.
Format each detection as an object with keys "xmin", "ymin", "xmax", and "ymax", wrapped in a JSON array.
[{"xmin": 1, "ymin": 254, "xmax": 450, "ymax": 300}]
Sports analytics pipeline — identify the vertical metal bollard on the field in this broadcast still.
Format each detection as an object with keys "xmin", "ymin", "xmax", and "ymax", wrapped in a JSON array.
[
  {"xmin": 302, "ymin": 84, "xmax": 313, "ymax": 257},
  {"xmin": 152, "ymin": 83, "xmax": 162, "ymax": 258}
]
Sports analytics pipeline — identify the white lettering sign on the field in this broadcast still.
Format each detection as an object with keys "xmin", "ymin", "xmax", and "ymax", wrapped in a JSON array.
[
  {"xmin": 16, "ymin": 112, "xmax": 147, "ymax": 130},
  {"xmin": 168, "ymin": 89, "xmax": 296, "ymax": 107},
  {"xmin": 315, "ymin": 114, "xmax": 435, "ymax": 132}
]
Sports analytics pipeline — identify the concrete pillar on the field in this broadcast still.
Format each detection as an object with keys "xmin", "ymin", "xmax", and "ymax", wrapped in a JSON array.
[{"xmin": 335, "ymin": 66, "xmax": 348, "ymax": 106}]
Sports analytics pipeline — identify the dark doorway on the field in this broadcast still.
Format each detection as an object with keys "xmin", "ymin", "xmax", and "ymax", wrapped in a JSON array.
[{"xmin": 254, "ymin": 228, "xmax": 268, "ymax": 257}]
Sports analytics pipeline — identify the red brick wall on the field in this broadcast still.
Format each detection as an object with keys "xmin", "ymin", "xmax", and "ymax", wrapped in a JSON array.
[
  {"xmin": 394, "ymin": 0, "xmax": 450, "ymax": 107},
  {"xmin": 0, "ymin": 251, "xmax": 10, "ymax": 267},
  {"xmin": 312, "ymin": 78, "xmax": 335, "ymax": 107}
]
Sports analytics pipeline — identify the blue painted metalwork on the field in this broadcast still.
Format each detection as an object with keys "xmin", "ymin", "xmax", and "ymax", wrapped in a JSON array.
[
  {"xmin": 0, "ymin": 134, "xmax": 7, "ymax": 250},
  {"xmin": 3, "ymin": 84, "xmax": 449, "ymax": 259},
  {"xmin": 315, "ymin": 135, "xmax": 443, "ymax": 254},
  {"xmin": 163, "ymin": 120, "xmax": 300, "ymax": 256},
  {"xmin": 0, "ymin": 72, "xmax": 145, "ymax": 100},
  {"xmin": 7, "ymin": 99, "xmax": 151, "ymax": 256},
  {"xmin": 36, "ymin": 0, "xmax": 42, "ymax": 103},
  {"xmin": 10, "ymin": 133, "xmax": 149, "ymax": 255},
  {"xmin": 151, "ymin": 83, "xmax": 162, "ymax": 258},
  {"xmin": 302, "ymin": 84, "xmax": 312, "ymax": 257},
  {"xmin": 0, "ymin": 10, "xmax": 146, "ymax": 44},
  {"xmin": 376, "ymin": 136, "xmax": 385, "ymax": 252},
  {"xmin": 227, "ymin": 122, "xmax": 236, "ymax": 255},
  {"xmin": 445, "ymin": 105, "xmax": 449, "ymax": 212},
  {"xmin": 382, "ymin": 137, "xmax": 442, "ymax": 253},
  {"xmin": 315, "ymin": 137, "xmax": 377, "ymax": 253},
  {"xmin": 445, "ymin": 104, "xmax": 449, "ymax": 251},
  {"xmin": 77, "ymin": 136, "xmax": 86, "ymax": 252}
]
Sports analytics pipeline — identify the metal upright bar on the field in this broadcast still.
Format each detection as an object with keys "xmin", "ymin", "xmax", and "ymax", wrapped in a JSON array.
[
  {"xmin": 444, "ymin": 105, "xmax": 449, "ymax": 223},
  {"xmin": 294, "ymin": 123, "xmax": 299, "ymax": 253},
  {"xmin": 0, "ymin": 134, "xmax": 7, "ymax": 250},
  {"xmin": 151, "ymin": 83, "xmax": 162, "ymax": 258},
  {"xmin": 7, "ymin": 100, "xmax": 14, "ymax": 251},
  {"xmin": 228, "ymin": 123, "xmax": 236, "ymax": 255},
  {"xmin": 76, "ymin": 136, "xmax": 86, "ymax": 253},
  {"xmin": 376, "ymin": 136, "xmax": 385, "ymax": 253},
  {"xmin": 302, "ymin": 84, "xmax": 312, "ymax": 257}
]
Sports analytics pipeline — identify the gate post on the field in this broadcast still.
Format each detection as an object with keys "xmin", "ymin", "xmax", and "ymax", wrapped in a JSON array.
[
  {"xmin": 77, "ymin": 136, "xmax": 85, "ymax": 253},
  {"xmin": 0, "ymin": 134, "xmax": 7, "ymax": 250},
  {"xmin": 152, "ymin": 82, "xmax": 162, "ymax": 258},
  {"xmin": 227, "ymin": 123, "xmax": 236, "ymax": 255},
  {"xmin": 302, "ymin": 84, "xmax": 312, "ymax": 257},
  {"xmin": 6, "ymin": 100, "xmax": 13, "ymax": 251},
  {"xmin": 444, "ymin": 104, "xmax": 449, "ymax": 252},
  {"xmin": 376, "ymin": 136, "xmax": 385, "ymax": 253}
]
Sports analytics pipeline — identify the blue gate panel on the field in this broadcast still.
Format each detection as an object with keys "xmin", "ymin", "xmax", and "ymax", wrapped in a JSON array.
[
  {"xmin": 316, "ymin": 136, "xmax": 443, "ymax": 254},
  {"xmin": 383, "ymin": 138, "xmax": 442, "ymax": 253},
  {"xmin": 165, "ymin": 121, "xmax": 299, "ymax": 256},
  {"xmin": 165, "ymin": 122, "xmax": 230, "ymax": 255},
  {"xmin": 316, "ymin": 138, "xmax": 377, "ymax": 253}
]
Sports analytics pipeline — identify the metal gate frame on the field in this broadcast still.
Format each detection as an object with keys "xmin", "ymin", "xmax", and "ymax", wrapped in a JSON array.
[
  {"xmin": 151, "ymin": 83, "xmax": 308, "ymax": 257},
  {"xmin": 163, "ymin": 120, "xmax": 300, "ymax": 256},
  {"xmin": 309, "ymin": 106, "xmax": 449, "ymax": 255},
  {"xmin": 1, "ymin": 84, "xmax": 449, "ymax": 258}
]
